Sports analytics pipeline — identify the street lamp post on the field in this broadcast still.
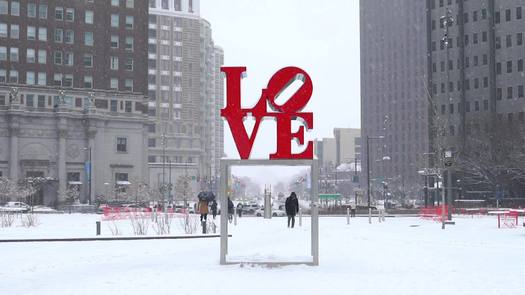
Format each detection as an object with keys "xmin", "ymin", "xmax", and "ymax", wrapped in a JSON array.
[
  {"xmin": 366, "ymin": 135, "xmax": 384, "ymax": 224},
  {"xmin": 82, "ymin": 147, "xmax": 92, "ymax": 205}
]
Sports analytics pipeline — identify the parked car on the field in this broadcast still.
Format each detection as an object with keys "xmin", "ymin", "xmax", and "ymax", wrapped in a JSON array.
[
  {"xmin": 272, "ymin": 209, "xmax": 286, "ymax": 217},
  {"xmin": 0, "ymin": 201, "xmax": 30, "ymax": 213},
  {"xmin": 242, "ymin": 203, "xmax": 260, "ymax": 215}
]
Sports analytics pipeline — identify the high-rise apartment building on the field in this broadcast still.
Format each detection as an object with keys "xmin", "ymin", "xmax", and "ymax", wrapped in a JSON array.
[
  {"xmin": 0, "ymin": 0, "xmax": 150, "ymax": 205},
  {"xmin": 147, "ymin": 0, "xmax": 224, "ymax": 196},
  {"xmin": 360, "ymin": 0, "xmax": 429, "ymax": 198}
]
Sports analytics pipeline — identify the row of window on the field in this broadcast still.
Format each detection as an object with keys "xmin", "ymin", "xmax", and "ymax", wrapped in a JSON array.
[
  {"xmin": 0, "ymin": 46, "xmax": 134, "ymax": 70},
  {"xmin": 149, "ymin": 0, "xmax": 193, "ymax": 13},
  {"xmin": 430, "ymin": 0, "xmax": 524, "ymax": 23},
  {"xmin": 0, "ymin": 0, "xmax": 135, "ymax": 17},
  {"xmin": 147, "ymin": 155, "xmax": 194, "ymax": 164},
  {"xmin": 0, "ymin": 69, "xmax": 134, "ymax": 91},
  {"xmin": 0, "ymin": 24, "xmax": 135, "ymax": 50},
  {"xmin": 432, "ymin": 56, "xmax": 525, "ymax": 74}
]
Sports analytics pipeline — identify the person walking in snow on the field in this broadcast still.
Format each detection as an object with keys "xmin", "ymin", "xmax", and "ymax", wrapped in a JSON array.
[
  {"xmin": 285, "ymin": 192, "xmax": 299, "ymax": 228},
  {"xmin": 227, "ymin": 197, "xmax": 234, "ymax": 223},
  {"xmin": 210, "ymin": 200, "xmax": 218, "ymax": 219},
  {"xmin": 198, "ymin": 198, "xmax": 209, "ymax": 222}
]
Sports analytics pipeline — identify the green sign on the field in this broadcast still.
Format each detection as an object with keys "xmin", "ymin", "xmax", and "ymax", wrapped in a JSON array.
[{"xmin": 319, "ymin": 194, "xmax": 341, "ymax": 200}]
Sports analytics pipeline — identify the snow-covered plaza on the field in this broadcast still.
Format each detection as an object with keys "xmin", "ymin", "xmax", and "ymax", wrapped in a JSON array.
[{"xmin": 0, "ymin": 214, "xmax": 524, "ymax": 295}]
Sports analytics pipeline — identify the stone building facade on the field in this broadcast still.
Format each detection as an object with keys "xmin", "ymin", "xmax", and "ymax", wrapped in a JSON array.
[{"xmin": 0, "ymin": 85, "xmax": 149, "ymax": 206}]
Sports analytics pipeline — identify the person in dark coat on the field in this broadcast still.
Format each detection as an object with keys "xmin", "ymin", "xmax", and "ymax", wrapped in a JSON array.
[
  {"xmin": 285, "ymin": 192, "xmax": 299, "ymax": 228},
  {"xmin": 210, "ymin": 200, "xmax": 218, "ymax": 219},
  {"xmin": 237, "ymin": 203, "xmax": 243, "ymax": 218},
  {"xmin": 227, "ymin": 197, "xmax": 234, "ymax": 223}
]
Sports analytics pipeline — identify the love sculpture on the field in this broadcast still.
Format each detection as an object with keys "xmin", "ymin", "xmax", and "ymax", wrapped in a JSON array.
[{"xmin": 221, "ymin": 67, "xmax": 314, "ymax": 160}]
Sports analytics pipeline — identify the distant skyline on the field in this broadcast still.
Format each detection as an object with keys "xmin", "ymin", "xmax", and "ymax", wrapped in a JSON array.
[{"xmin": 201, "ymin": 0, "xmax": 361, "ymax": 162}]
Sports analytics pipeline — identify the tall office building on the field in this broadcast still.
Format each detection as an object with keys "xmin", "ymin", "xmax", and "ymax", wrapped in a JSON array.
[
  {"xmin": 360, "ymin": 0, "xmax": 429, "ymax": 198},
  {"xmin": 428, "ymin": 0, "xmax": 525, "ymax": 199},
  {"xmin": 0, "ymin": 0, "xmax": 150, "ymax": 205},
  {"xmin": 362, "ymin": 0, "xmax": 525, "ymax": 200},
  {"xmin": 147, "ymin": 0, "xmax": 224, "ymax": 195}
]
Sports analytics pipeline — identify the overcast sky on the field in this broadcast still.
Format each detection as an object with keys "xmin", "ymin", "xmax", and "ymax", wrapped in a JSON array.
[{"xmin": 200, "ymin": 0, "xmax": 360, "ymax": 184}]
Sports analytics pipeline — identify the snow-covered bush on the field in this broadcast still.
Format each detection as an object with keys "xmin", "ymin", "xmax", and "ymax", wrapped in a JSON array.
[
  {"xmin": 130, "ymin": 214, "xmax": 149, "ymax": 235},
  {"xmin": 107, "ymin": 221, "xmax": 121, "ymax": 236},
  {"xmin": 178, "ymin": 214, "xmax": 199, "ymax": 234},
  {"xmin": 0, "ymin": 212, "xmax": 15, "ymax": 228},
  {"xmin": 152, "ymin": 213, "xmax": 172, "ymax": 235},
  {"xmin": 20, "ymin": 214, "xmax": 38, "ymax": 227}
]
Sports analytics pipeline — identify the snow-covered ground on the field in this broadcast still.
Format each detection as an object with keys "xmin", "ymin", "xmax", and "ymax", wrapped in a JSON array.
[{"xmin": 0, "ymin": 214, "xmax": 524, "ymax": 295}]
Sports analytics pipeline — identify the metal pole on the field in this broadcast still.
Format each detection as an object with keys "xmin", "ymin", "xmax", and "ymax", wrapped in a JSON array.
[
  {"xmin": 162, "ymin": 134, "xmax": 166, "ymax": 210},
  {"xmin": 367, "ymin": 136, "xmax": 372, "ymax": 224},
  {"xmin": 88, "ymin": 147, "xmax": 92, "ymax": 205},
  {"xmin": 424, "ymin": 175, "xmax": 429, "ymax": 208},
  {"xmin": 169, "ymin": 159, "xmax": 172, "ymax": 205},
  {"xmin": 447, "ymin": 169, "xmax": 453, "ymax": 220},
  {"xmin": 442, "ymin": 174, "xmax": 446, "ymax": 230}
]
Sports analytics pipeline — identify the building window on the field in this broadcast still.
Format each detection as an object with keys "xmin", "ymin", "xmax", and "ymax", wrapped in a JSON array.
[
  {"xmin": 507, "ymin": 61, "xmax": 512, "ymax": 73},
  {"xmin": 519, "ymin": 86, "xmax": 524, "ymax": 98},
  {"xmin": 54, "ymin": 28, "xmax": 63, "ymax": 42},
  {"xmin": 39, "ymin": 4, "xmax": 47, "ymax": 19},
  {"xmin": 26, "ymin": 48, "xmax": 35, "ymax": 63},
  {"xmin": 124, "ymin": 79, "xmax": 133, "ymax": 92},
  {"xmin": 0, "ymin": 1, "xmax": 7, "ymax": 15},
  {"xmin": 110, "ymin": 35, "xmax": 119, "ymax": 48},
  {"xmin": 161, "ymin": 0, "xmax": 168, "ymax": 9},
  {"xmin": 27, "ymin": 26, "xmax": 36, "ymax": 40},
  {"xmin": 148, "ymin": 156, "xmax": 156, "ymax": 163},
  {"xmin": 174, "ymin": 0, "xmax": 181, "ymax": 11},
  {"xmin": 111, "ymin": 14, "xmax": 119, "ymax": 27},
  {"xmin": 65, "ymin": 30, "xmax": 74, "ymax": 44},
  {"xmin": 506, "ymin": 9, "xmax": 511, "ymax": 22},
  {"xmin": 110, "ymin": 56, "xmax": 119, "ymax": 70},
  {"xmin": 55, "ymin": 7, "xmax": 63, "ymax": 20},
  {"xmin": 84, "ymin": 32, "xmax": 93, "ymax": 46},
  {"xmin": 124, "ymin": 58, "xmax": 133, "ymax": 71},
  {"xmin": 37, "ymin": 95, "xmax": 46, "ymax": 107},
  {"xmin": 0, "ymin": 23, "xmax": 6, "ymax": 38},
  {"xmin": 83, "ymin": 54, "xmax": 93, "ymax": 67},
  {"xmin": 125, "ymin": 100, "xmax": 132, "ymax": 112},
  {"xmin": 64, "ymin": 74, "xmax": 73, "ymax": 87},
  {"xmin": 125, "ymin": 16, "xmax": 134, "ymax": 29},
  {"xmin": 148, "ymin": 138, "xmax": 156, "ymax": 147},
  {"xmin": 54, "ymin": 73, "xmax": 62, "ymax": 86},
  {"xmin": 38, "ymin": 49, "xmax": 46, "ymax": 64},
  {"xmin": 497, "ymin": 88, "xmax": 502, "ymax": 100},
  {"xmin": 111, "ymin": 0, "xmax": 119, "ymax": 7},
  {"xmin": 518, "ymin": 7, "xmax": 523, "ymax": 20},
  {"xmin": 126, "ymin": 0, "xmax": 134, "ymax": 8},
  {"xmin": 9, "ymin": 47, "xmax": 18, "ymax": 62},
  {"xmin": 11, "ymin": 0, "xmax": 19, "ymax": 16},
  {"xmin": 64, "ymin": 52, "xmax": 74, "ymax": 66},
  {"xmin": 26, "ymin": 71, "xmax": 35, "ymax": 85},
  {"xmin": 116, "ymin": 137, "xmax": 127, "ymax": 152},
  {"xmin": 125, "ymin": 37, "xmax": 133, "ymax": 51},
  {"xmin": 84, "ymin": 76, "xmax": 93, "ymax": 88},
  {"xmin": 27, "ymin": 3, "xmax": 36, "ymax": 17},
  {"xmin": 10, "ymin": 24, "xmax": 19, "ymax": 39},
  {"xmin": 149, "ymin": 0, "xmax": 156, "ymax": 8},
  {"xmin": 519, "ymin": 59, "xmax": 524, "ymax": 72},
  {"xmin": 0, "ymin": 69, "xmax": 5, "ymax": 83},
  {"xmin": 37, "ymin": 72, "xmax": 46, "ymax": 86},
  {"xmin": 65, "ymin": 8, "xmax": 74, "ymax": 22},
  {"xmin": 85, "ymin": 10, "xmax": 93, "ymax": 24},
  {"xmin": 9, "ymin": 70, "xmax": 18, "ymax": 83},
  {"xmin": 507, "ymin": 87, "xmax": 513, "ymax": 99},
  {"xmin": 110, "ymin": 78, "xmax": 118, "ymax": 90},
  {"xmin": 110, "ymin": 100, "xmax": 118, "ymax": 112},
  {"xmin": 38, "ymin": 27, "xmax": 47, "ymax": 41},
  {"xmin": 475, "ymin": 101, "xmax": 480, "ymax": 112},
  {"xmin": 483, "ymin": 100, "xmax": 489, "ymax": 111},
  {"xmin": 0, "ymin": 46, "xmax": 5, "ymax": 61},
  {"xmin": 54, "ymin": 51, "xmax": 62, "ymax": 64},
  {"xmin": 506, "ymin": 35, "xmax": 512, "ymax": 47},
  {"xmin": 189, "ymin": 0, "xmax": 193, "ymax": 12}
]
